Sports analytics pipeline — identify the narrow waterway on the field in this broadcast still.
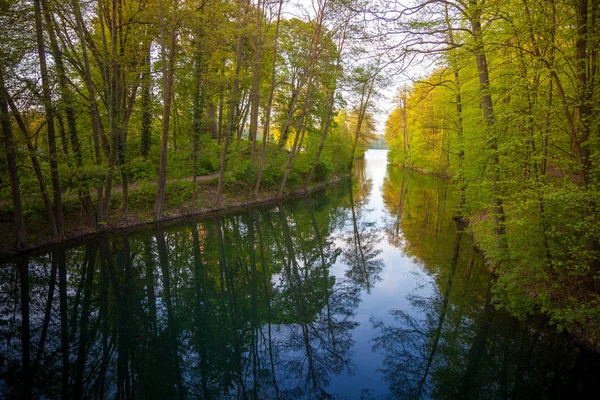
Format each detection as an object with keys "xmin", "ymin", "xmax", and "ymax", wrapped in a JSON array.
[{"xmin": 1, "ymin": 149, "xmax": 598, "ymax": 399}]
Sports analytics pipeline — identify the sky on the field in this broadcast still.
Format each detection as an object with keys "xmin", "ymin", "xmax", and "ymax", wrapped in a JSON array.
[{"xmin": 283, "ymin": 0, "xmax": 435, "ymax": 136}]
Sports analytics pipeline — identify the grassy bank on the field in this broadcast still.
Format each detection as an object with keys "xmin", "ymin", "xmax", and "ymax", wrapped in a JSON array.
[{"xmin": 0, "ymin": 174, "xmax": 350, "ymax": 260}]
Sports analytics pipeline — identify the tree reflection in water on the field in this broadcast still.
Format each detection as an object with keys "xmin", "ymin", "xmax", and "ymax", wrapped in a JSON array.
[
  {"xmin": 3, "ymin": 158, "xmax": 598, "ymax": 400},
  {"xmin": 374, "ymin": 167, "xmax": 600, "ymax": 400},
  {"xmin": 0, "ymin": 188, "xmax": 363, "ymax": 399},
  {"xmin": 342, "ymin": 159, "xmax": 384, "ymax": 293}
]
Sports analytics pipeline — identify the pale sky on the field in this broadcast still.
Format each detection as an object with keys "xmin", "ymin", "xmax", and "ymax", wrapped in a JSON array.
[{"xmin": 282, "ymin": 0, "xmax": 431, "ymax": 136}]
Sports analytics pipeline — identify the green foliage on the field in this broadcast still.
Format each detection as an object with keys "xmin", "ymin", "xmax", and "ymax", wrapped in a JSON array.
[
  {"xmin": 383, "ymin": 0, "xmax": 600, "ymax": 346},
  {"xmin": 257, "ymin": 144, "xmax": 288, "ymax": 188},
  {"xmin": 60, "ymin": 163, "xmax": 104, "ymax": 193},
  {"xmin": 312, "ymin": 160, "xmax": 332, "ymax": 182},
  {"xmin": 128, "ymin": 181, "xmax": 157, "ymax": 211},
  {"xmin": 195, "ymin": 136, "xmax": 221, "ymax": 175},
  {"xmin": 165, "ymin": 180, "xmax": 193, "ymax": 209},
  {"xmin": 166, "ymin": 148, "xmax": 194, "ymax": 180},
  {"xmin": 385, "ymin": 78, "xmax": 456, "ymax": 175},
  {"xmin": 0, "ymin": 0, "xmax": 354, "ymax": 234},
  {"xmin": 225, "ymin": 156, "xmax": 255, "ymax": 188},
  {"xmin": 127, "ymin": 157, "xmax": 156, "ymax": 182}
]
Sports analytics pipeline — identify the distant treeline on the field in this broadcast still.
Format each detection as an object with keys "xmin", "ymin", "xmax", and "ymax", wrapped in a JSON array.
[{"xmin": 369, "ymin": 136, "xmax": 387, "ymax": 150}]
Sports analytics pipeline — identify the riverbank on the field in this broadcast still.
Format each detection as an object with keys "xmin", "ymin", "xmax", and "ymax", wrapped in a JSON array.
[
  {"xmin": 385, "ymin": 161, "xmax": 600, "ymax": 352},
  {"xmin": 0, "ymin": 174, "xmax": 350, "ymax": 261}
]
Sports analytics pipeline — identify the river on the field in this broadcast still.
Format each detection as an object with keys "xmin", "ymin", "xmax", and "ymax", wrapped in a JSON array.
[{"xmin": 1, "ymin": 149, "xmax": 598, "ymax": 399}]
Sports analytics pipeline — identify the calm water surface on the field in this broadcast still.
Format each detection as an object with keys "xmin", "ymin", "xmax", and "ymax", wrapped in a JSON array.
[{"xmin": 1, "ymin": 150, "xmax": 599, "ymax": 399}]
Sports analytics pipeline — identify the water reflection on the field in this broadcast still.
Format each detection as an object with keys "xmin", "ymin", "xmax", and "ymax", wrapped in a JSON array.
[
  {"xmin": 342, "ymin": 159, "xmax": 384, "ymax": 294},
  {"xmin": 0, "ymin": 187, "xmax": 363, "ymax": 399},
  {"xmin": 1, "ymin": 152, "xmax": 599, "ymax": 400},
  {"xmin": 375, "ymin": 166, "xmax": 600, "ymax": 399}
]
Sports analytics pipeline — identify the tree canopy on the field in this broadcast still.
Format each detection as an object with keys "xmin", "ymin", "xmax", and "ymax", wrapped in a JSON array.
[
  {"xmin": 0, "ymin": 0, "xmax": 378, "ymax": 249},
  {"xmin": 383, "ymin": 0, "xmax": 600, "ymax": 346}
]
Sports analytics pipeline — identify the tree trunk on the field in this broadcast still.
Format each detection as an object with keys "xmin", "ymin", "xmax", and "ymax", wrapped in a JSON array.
[
  {"xmin": 4, "ymin": 91, "xmax": 58, "ymax": 233},
  {"xmin": 348, "ymin": 75, "xmax": 376, "ymax": 171},
  {"xmin": 0, "ymin": 68, "xmax": 26, "ymax": 248},
  {"xmin": 401, "ymin": 98, "xmax": 411, "ymax": 167},
  {"xmin": 216, "ymin": 1, "xmax": 244, "ymax": 205},
  {"xmin": 278, "ymin": 78, "xmax": 315, "ymax": 197},
  {"xmin": 574, "ymin": 0, "xmax": 592, "ymax": 187},
  {"xmin": 140, "ymin": 46, "xmax": 152, "ymax": 159},
  {"xmin": 72, "ymin": 0, "xmax": 106, "ymax": 222},
  {"xmin": 277, "ymin": 81, "xmax": 306, "ymax": 147},
  {"xmin": 304, "ymin": 83, "xmax": 336, "ymax": 189},
  {"xmin": 33, "ymin": 0, "xmax": 64, "ymax": 234},
  {"xmin": 235, "ymin": 92, "xmax": 251, "ymax": 140},
  {"xmin": 121, "ymin": 75, "xmax": 142, "ymax": 219},
  {"xmin": 192, "ymin": 23, "xmax": 206, "ymax": 208},
  {"xmin": 304, "ymin": 23, "xmax": 347, "ymax": 189},
  {"xmin": 278, "ymin": 3, "xmax": 328, "ymax": 196},
  {"xmin": 107, "ymin": 0, "xmax": 128, "ymax": 219},
  {"xmin": 249, "ymin": 0, "xmax": 263, "ymax": 165},
  {"xmin": 444, "ymin": 4, "xmax": 465, "ymax": 211},
  {"xmin": 254, "ymin": 0, "xmax": 283, "ymax": 194},
  {"xmin": 42, "ymin": 0, "xmax": 96, "ymax": 226},
  {"xmin": 154, "ymin": 0, "xmax": 179, "ymax": 219},
  {"xmin": 217, "ymin": 82, "xmax": 225, "ymax": 144},
  {"xmin": 469, "ymin": 5, "xmax": 507, "ymax": 252}
]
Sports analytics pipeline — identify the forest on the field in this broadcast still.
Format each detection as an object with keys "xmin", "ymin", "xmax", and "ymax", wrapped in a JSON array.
[
  {"xmin": 384, "ymin": 0, "xmax": 600, "ymax": 347},
  {"xmin": 0, "ymin": 0, "xmax": 376, "ymax": 252},
  {"xmin": 1, "ymin": 0, "xmax": 600, "ymax": 354}
]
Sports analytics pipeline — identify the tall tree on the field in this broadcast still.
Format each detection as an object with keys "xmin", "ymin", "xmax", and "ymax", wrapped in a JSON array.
[
  {"xmin": 347, "ymin": 67, "xmax": 377, "ymax": 171},
  {"xmin": 216, "ymin": 0, "xmax": 245, "ymax": 205},
  {"xmin": 41, "ymin": 0, "xmax": 96, "ymax": 226},
  {"xmin": 466, "ymin": 0, "xmax": 507, "ymax": 251},
  {"xmin": 191, "ymin": 3, "xmax": 207, "ymax": 207},
  {"xmin": 71, "ymin": 0, "xmax": 106, "ymax": 222},
  {"xmin": 0, "ymin": 66, "xmax": 26, "ymax": 248},
  {"xmin": 33, "ymin": 0, "xmax": 64, "ymax": 234},
  {"xmin": 140, "ymin": 43, "xmax": 153, "ymax": 159},
  {"xmin": 304, "ymin": 13, "xmax": 349, "ymax": 189},
  {"xmin": 278, "ymin": 1, "xmax": 329, "ymax": 197},
  {"xmin": 154, "ymin": 0, "xmax": 179, "ymax": 219},
  {"xmin": 443, "ymin": 3, "xmax": 465, "ymax": 211},
  {"xmin": 249, "ymin": 0, "xmax": 264, "ymax": 165},
  {"xmin": 254, "ymin": 0, "xmax": 283, "ymax": 194}
]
